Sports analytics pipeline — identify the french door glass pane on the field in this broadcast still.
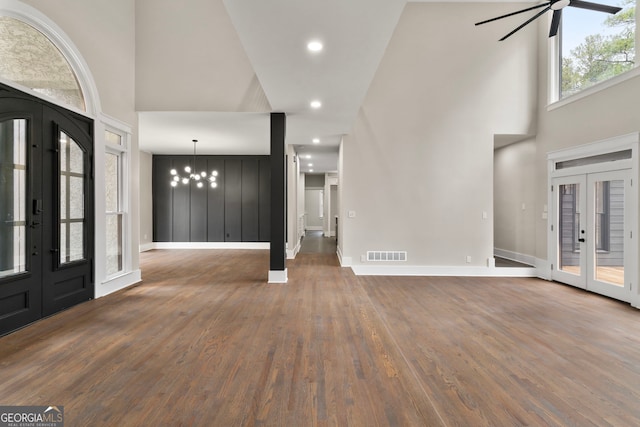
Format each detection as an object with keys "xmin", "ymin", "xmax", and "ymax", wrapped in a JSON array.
[
  {"xmin": 559, "ymin": 183, "xmax": 581, "ymax": 275},
  {"xmin": 594, "ymin": 179, "xmax": 624, "ymax": 286},
  {"xmin": 0, "ymin": 119, "xmax": 27, "ymax": 278},
  {"xmin": 59, "ymin": 131, "xmax": 85, "ymax": 264}
]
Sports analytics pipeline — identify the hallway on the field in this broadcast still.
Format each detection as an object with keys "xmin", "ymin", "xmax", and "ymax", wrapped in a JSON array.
[{"xmin": 299, "ymin": 230, "xmax": 337, "ymax": 254}]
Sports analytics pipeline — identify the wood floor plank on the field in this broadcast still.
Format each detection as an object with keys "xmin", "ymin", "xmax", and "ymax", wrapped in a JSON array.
[
  {"xmin": 0, "ymin": 250, "xmax": 638, "ymax": 426},
  {"xmin": 361, "ymin": 275, "xmax": 640, "ymax": 426}
]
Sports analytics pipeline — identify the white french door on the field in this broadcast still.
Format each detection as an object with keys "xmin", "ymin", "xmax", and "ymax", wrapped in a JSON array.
[{"xmin": 552, "ymin": 169, "xmax": 633, "ymax": 302}]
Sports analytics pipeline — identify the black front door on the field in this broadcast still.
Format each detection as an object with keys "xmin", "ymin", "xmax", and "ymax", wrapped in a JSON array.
[{"xmin": 0, "ymin": 84, "xmax": 94, "ymax": 335}]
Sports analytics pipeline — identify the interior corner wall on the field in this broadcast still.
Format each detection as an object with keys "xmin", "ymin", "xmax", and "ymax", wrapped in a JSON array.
[
  {"xmin": 340, "ymin": 3, "xmax": 537, "ymax": 267},
  {"xmin": 337, "ymin": 138, "xmax": 344, "ymax": 260},
  {"xmin": 493, "ymin": 139, "xmax": 537, "ymax": 259}
]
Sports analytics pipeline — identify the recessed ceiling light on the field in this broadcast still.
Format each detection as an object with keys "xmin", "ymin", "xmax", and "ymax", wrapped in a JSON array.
[
  {"xmin": 305, "ymin": 155, "xmax": 312, "ymax": 159},
  {"xmin": 307, "ymin": 40, "xmax": 323, "ymax": 52},
  {"xmin": 312, "ymin": 138, "xmax": 320, "ymax": 144},
  {"xmin": 308, "ymin": 163, "xmax": 313, "ymax": 167},
  {"xmin": 309, "ymin": 169, "xmax": 314, "ymax": 172},
  {"xmin": 310, "ymin": 100, "xmax": 322, "ymax": 109}
]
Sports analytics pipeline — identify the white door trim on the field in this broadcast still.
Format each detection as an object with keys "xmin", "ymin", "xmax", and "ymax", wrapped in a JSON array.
[{"xmin": 547, "ymin": 132, "xmax": 639, "ymax": 308}]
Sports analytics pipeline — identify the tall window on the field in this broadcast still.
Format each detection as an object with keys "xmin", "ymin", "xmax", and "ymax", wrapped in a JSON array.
[
  {"xmin": 105, "ymin": 129, "xmax": 126, "ymax": 278},
  {"xmin": 560, "ymin": 0, "xmax": 636, "ymax": 99}
]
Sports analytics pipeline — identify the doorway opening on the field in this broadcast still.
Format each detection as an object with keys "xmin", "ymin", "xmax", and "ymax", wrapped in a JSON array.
[{"xmin": 300, "ymin": 173, "xmax": 337, "ymax": 254}]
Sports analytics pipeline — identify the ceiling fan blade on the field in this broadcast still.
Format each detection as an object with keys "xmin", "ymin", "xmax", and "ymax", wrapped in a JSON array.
[
  {"xmin": 475, "ymin": 2, "xmax": 551, "ymax": 26},
  {"xmin": 569, "ymin": 0, "xmax": 622, "ymax": 14},
  {"xmin": 549, "ymin": 9, "xmax": 562, "ymax": 37},
  {"xmin": 500, "ymin": 6, "xmax": 552, "ymax": 41}
]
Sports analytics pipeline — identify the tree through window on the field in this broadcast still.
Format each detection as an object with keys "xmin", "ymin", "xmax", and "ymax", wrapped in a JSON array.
[{"xmin": 561, "ymin": 0, "xmax": 636, "ymax": 98}]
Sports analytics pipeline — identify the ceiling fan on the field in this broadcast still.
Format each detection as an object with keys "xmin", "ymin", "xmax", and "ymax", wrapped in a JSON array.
[{"xmin": 475, "ymin": 0, "xmax": 622, "ymax": 41}]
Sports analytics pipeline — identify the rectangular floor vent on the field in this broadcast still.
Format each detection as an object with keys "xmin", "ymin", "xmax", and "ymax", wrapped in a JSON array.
[{"xmin": 366, "ymin": 251, "xmax": 407, "ymax": 262}]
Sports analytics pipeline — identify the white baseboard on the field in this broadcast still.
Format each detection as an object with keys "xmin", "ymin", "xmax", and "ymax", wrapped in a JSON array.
[
  {"xmin": 151, "ymin": 242, "xmax": 270, "ymax": 250},
  {"xmin": 494, "ymin": 248, "xmax": 550, "ymax": 280},
  {"xmin": 287, "ymin": 240, "xmax": 301, "ymax": 259},
  {"xmin": 139, "ymin": 242, "xmax": 154, "ymax": 252},
  {"xmin": 535, "ymin": 258, "xmax": 551, "ymax": 280},
  {"xmin": 494, "ymin": 248, "xmax": 537, "ymax": 267},
  {"xmin": 351, "ymin": 264, "xmax": 537, "ymax": 277},
  {"xmin": 268, "ymin": 269, "xmax": 288, "ymax": 283},
  {"xmin": 337, "ymin": 247, "xmax": 352, "ymax": 267},
  {"xmin": 96, "ymin": 269, "xmax": 142, "ymax": 298},
  {"xmin": 305, "ymin": 226, "xmax": 323, "ymax": 231}
]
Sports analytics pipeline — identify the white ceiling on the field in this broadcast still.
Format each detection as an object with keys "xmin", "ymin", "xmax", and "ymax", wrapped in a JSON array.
[
  {"xmin": 138, "ymin": 0, "xmax": 525, "ymax": 172},
  {"xmin": 139, "ymin": 0, "xmax": 407, "ymax": 173}
]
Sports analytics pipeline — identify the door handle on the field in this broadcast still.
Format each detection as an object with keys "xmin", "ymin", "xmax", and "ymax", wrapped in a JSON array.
[
  {"xmin": 578, "ymin": 238, "xmax": 585, "ymax": 242},
  {"xmin": 578, "ymin": 230, "xmax": 585, "ymax": 242},
  {"xmin": 30, "ymin": 221, "xmax": 41, "ymax": 228}
]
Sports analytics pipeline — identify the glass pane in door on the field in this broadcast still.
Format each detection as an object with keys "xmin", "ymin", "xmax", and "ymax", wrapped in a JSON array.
[
  {"xmin": 559, "ymin": 183, "xmax": 581, "ymax": 275},
  {"xmin": 59, "ymin": 131, "xmax": 85, "ymax": 264},
  {"xmin": 0, "ymin": 119, "xmax": 27, "ymax": 278},
  {"xmin": 594, "ymin": 179, "xmax": 624, "ymax": 286}
]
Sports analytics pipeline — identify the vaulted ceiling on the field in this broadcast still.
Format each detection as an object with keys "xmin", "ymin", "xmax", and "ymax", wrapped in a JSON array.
[{"xmin": 140, "ymin": 0, "xmax": 409, "ymax": 173}]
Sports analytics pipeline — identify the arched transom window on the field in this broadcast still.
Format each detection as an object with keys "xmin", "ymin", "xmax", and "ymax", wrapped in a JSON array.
[{"xmin": 0, "ymin": 16, "xmax": 85, "ymax": 111}]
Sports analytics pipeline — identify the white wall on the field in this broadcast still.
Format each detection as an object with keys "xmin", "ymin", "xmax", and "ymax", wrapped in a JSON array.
[
  {"xmin": 305, "ymin": 189, "xmax": 324, "ymax": 229},
  {"xmin": 494, "ymin": 139, "xmax": 537, "ymax": 259},
  {"xmin": 139, "ymin": 151, "xmax": 153, "ymax": 249},
  {"xmin": 286, "ymin": 145, "xmax": 300, "ymax": 257},
  {"xmin": 135, "ymin": 0, "xmax": 269, "ymax": 112},
  {"xmin": 330, "ymin": 184, "xmax": 338, "ymax": 236},
  {"xmin": 341, "ymin": 3, "xmax": 537, "ymax": 268}
]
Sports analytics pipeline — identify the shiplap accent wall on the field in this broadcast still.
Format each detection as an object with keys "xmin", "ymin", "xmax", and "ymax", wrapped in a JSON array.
[{"xmin": 152, "ymin": 155, "xmax": 270, "ymax": 243}]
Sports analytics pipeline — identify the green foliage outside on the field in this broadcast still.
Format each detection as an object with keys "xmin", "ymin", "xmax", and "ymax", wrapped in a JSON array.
[{"xmin": 561, "ymin": 0, "xmax": 636, "ymax": 97}]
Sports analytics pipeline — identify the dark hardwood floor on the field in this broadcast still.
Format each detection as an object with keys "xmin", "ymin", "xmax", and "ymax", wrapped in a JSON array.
[
  {"xmin": 0, "ymin": 249, "xmax": 639, "ymax": 426},
  {"xmin": 299, "ymin": 230, "xmax": 337, "ymax": 254}
]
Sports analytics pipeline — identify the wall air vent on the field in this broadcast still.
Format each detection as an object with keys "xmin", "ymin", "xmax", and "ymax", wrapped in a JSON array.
[{"xmin": 366, "ymin": 251, "xmax": 407, "ymax": 262}]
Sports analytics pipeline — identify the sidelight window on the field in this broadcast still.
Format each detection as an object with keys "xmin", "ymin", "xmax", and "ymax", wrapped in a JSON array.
[{"xmin": 105, "ymin": 128, "xmax": 127, "ymax": 278}]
